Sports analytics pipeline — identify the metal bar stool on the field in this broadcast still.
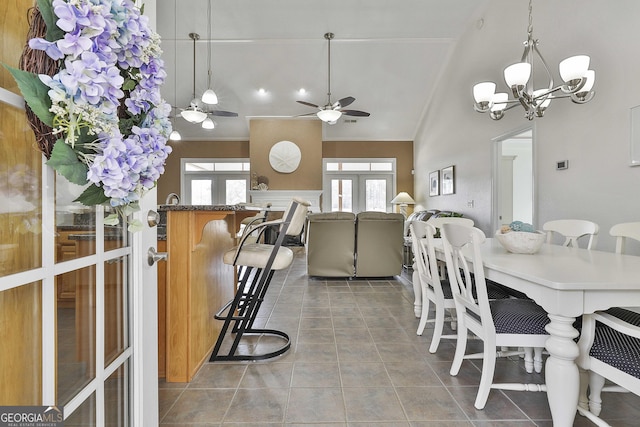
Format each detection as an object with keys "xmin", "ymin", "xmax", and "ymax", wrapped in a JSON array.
[{"xmin": 209, "ymin": 198, "xmax": 309, "ymax": 361}]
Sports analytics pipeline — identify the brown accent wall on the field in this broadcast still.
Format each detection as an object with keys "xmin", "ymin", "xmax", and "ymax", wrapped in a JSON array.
[
  {"xmin": 249, "ymin": 119, "xmax": 323, "ymax": 190},
  {"xmin": 157, "ymin": 121, "xmax": 414, "ymax": 207}
]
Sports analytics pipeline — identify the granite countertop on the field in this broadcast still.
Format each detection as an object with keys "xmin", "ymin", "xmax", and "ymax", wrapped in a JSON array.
[
  {"xmin": 57, "ymin": 225, "xmax": 97, "ymax": 231},
  {"xmin": 157, "ymin": 204, "xmax": 247, "ymax": 212}
]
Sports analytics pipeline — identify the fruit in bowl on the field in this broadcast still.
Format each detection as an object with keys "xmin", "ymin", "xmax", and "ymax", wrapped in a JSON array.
[{"xmin": 495, "ymin": 222, "xmax": 546, "ymax": 254}]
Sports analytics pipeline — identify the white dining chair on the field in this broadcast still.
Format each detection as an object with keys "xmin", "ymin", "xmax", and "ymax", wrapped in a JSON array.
[
  {"xmin": 441, "ymin": 223, "xmax": 549, "ymax": 409},
  {"xmin": 610, "ymin": 222, "xmax": 640, "ymax": 254},
  {"xmin": 573, "ymin": 222, "xmax": 640, "ymax": 423},
  {"xmin": 543, "ymin": 219, "xmax": 599, "ymax": 249},
  {"xmin": 410, "ymin": 221, "xmax": 457, "ymax": 352},
  {"xmin": 576, "ymin": 308, "xmax": 640, "ymax": 425}
]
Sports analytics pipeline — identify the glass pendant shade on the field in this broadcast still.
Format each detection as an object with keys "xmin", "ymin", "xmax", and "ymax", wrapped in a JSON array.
[
  {"xmin": 473, "ymin": 82, "xmax": 496, "ymax": 103},
  {"xmin": 180, "ymin": 107, "xmax": 207, "ymax": 123},
  {"xmin": 559, "ymin": 55, "xmax": 590, "ymax": 82},
  {"xmin": 201, "ymin": 89, "xmax": 218, "ymax": 105},
  {"xmin": 580, "ymin": 70, "xmax": 596, "ymax": 93},
  {"xmin": 201, "ymin": 117, "xmax": 215, "ymax": 129},
  {"xmin": 504, "ymin": 63, "xmax": 532, "ymax": 87},
  {"xmin": 490, "ymin": 93, "xmax": 508, "ymax": 112},
  {"xmin": 317, "ymin": 109, "xmax": 342, "ymax": 123},
  {"xmin": 169, "ymin": 130, "xmax": 181, "ymax": 141}
]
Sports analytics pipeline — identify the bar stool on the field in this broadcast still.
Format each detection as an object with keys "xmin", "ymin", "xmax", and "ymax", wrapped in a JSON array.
[{"xmin": 209, "ymin": 198, "xmax": 309, "ymax": 361}]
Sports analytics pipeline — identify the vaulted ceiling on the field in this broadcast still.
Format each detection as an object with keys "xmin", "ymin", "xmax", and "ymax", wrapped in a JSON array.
[{"xmin": 157, "ymin": 0, "xmax": 489, "ymax": 141}]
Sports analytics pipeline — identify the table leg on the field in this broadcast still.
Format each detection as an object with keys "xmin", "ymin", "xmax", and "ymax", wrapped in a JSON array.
[
  {"xmin": 544, "ymin": 314, "xmax": 581, "ymax": 426},
  {"xmin": 412, "ymin": 269, "xmax": 421, "ymax": 318}
]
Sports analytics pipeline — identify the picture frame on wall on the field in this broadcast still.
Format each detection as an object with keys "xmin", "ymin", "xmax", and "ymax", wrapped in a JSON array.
[
  {"xmin": 429, "ymin": 170, "xmax": 439, "ymax": 196},
  {"xmin": 441, "ymin": 165, "xmax": 455, "ymax": 195}
]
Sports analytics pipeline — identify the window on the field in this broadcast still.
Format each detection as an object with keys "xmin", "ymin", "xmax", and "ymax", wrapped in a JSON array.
[
  {"xmin": 181, "ymin": 159, "xmax": 250, "ymax": 205},
  {"xmin": 323, "ymin": 159, "xmax": 396, "ymax": 213}
]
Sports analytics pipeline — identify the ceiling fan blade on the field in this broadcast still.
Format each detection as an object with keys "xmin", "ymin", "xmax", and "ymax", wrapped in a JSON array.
[
  {"xmin": 294, "ymin": 112, "xmax": 318, "ymax": 117},
  {"xmin": 342, "ymin": 110, "xmax": 370, "ymax": 117},
  {"xmin": 297, "ymin": 100, "xmax": 320, "ymax": 108},
  {"xmin": 209, "ymin": 110, "xmax": 239, "ymax": 117},
  {"xmin": 334, "ymin": 96, "xmax": 355, "ymax": 109}
]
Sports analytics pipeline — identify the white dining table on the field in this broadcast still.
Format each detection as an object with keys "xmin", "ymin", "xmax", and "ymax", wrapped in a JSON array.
[{"xmin": 433, "ymin": 238, "xmax": 640, "ymax": 426}]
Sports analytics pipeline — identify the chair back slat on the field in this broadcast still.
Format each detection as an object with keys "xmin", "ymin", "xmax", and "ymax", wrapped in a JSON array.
[
  {"xmin": 441, "ymin": 223, "xmax": 493, "ymax": 337},
  {"xmin": 543, "ymin": 219, "xmax": 599, "ymax": 249},
  {"xmin": 610, "ymin": 222, "xmax": 640, "ymax": 254}
]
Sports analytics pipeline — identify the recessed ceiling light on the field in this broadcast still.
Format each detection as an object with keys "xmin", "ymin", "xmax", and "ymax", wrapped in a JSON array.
[
  {"xmin": 298, "ymin": 88, "xmax": 306, "ymax": 95},
  {"xmin": 258, "ymin": 88, "xmax": 267, "ymax": 95}
]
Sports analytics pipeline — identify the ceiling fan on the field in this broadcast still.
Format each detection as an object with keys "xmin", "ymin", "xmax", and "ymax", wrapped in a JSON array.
[
  {"xmin": 297, "ymin": 32, "xmax": 370, "ymax": 125},
  {"xmin": 179, "ymin": 32, "xmax": 238, "ymax": 127}
]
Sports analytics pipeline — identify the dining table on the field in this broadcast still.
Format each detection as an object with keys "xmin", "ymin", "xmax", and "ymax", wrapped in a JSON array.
[{"xmin": 433, "ymin": 238, "xmax": 640, "ymax": 427}]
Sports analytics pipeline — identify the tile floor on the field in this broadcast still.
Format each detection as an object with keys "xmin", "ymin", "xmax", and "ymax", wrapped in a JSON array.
[{"xmin": 159, "ymin": 248, "xmax": 640, "ymax": 426}]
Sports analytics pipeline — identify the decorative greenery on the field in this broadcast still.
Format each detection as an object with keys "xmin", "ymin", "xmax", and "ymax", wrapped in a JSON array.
[{"xmin": 7, "ymin": 0, "xmax": 173, "ymax": 231}]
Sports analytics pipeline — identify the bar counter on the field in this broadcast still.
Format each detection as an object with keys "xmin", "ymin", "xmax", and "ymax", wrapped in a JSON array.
[{"xmin": 157, "ymin": 205, "xmax": 259, "ymax": 382}]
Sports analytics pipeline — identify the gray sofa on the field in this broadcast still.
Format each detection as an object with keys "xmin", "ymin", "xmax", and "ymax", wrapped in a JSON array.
[{"xmin": 306, "ymin": 211, "xmax": 404, "ymax": 278}]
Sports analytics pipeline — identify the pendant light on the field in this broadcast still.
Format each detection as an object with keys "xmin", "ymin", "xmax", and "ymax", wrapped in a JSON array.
[{"xmin": 201, "ymin": 0, "xmax": 218, "ymax": 105}]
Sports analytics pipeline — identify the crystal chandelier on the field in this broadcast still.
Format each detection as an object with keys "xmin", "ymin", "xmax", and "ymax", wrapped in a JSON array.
[{"xmin": 472, "ymin": 0, "xmax": 595, "ymax": 121}]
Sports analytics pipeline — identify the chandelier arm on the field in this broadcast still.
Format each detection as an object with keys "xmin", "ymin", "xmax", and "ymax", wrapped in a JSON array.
[{"xmin": 531, "ymin": 43, "xmax": 555, "ymax": 91}]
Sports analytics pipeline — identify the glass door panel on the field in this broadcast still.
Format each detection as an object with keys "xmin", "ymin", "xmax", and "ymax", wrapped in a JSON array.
[
  {"xmin": 225, "ymin": 179, "xmax": 247, "ymax": 205},
  {"xmin": 105, "ymin": 363, "xmax": 129, "ymax": 426},
  {"xmin": 0, "ymin": 282, "xmax": 42, "ymax": 405},
  {"xmin": 364, "ymin": 178, "xmax": 388, "ymax": 212},
  {"xmin": 330, "ymin": 178, "xmax": 353, "ymax": 212},
  {"xmin": 104, "ymin": 256, "xmax": 127, "ymax": 367},
  {"xmin": 57, "ymin": 265, "xmax": 96, "ymax": 406},
  {"xmin": 190, "ymin": 179, "xmax": 213, "ymax": 204}
]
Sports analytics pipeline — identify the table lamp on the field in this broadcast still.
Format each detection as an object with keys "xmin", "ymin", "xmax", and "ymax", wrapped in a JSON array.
[{"xmin": 391, "ymin": 192, "xmax": 415, "ymax": 218}]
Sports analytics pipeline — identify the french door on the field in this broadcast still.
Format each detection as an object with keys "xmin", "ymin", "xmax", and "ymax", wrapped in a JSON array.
[
  {"xmin": 325, "ymin": 174, "xmax": 393, "ymax": 213},
  {"xmin": 0, "ymin": 1, "xmax": 159, "ymax": 424}
]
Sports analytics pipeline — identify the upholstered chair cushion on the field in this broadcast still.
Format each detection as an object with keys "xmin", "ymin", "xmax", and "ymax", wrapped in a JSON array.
[
  {"xmin": 490, "ymin": 299, "xmax": 550, "ymax": 335},
  {"xmin": 590, "ymin": 307, "xmax": 640, "ymax": 378}
]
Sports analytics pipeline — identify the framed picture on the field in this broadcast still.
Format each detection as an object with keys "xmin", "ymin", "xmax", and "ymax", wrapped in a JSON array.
[
  {"xmin": 441, "ymin": 165, "xmax": 455, "ymax": 195},
  {"xmin": 429, "ymin": 170, "xmax": 440, "ymax": 196}
]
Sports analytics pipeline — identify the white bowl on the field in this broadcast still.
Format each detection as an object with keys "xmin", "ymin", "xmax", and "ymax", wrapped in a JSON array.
[{"xmin": 495, "ymin": 230, "xmax": 546, "ymax": 254}]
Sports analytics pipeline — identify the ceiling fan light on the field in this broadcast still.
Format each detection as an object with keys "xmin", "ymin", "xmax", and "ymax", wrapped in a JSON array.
[
  {"xmin": 181, "ymin": 107, "xmax": 207, "ymax": 123},
  {"xmin": 201, "ymin": 117, "xmax": 215, "ymax": 129},
  {"xmin": 201, "ymin": 89, "xmax": 218, "ymax": 105},
  {"xmin": 317, "ymin": 109, "xmax": 342, "ymax": 123},
  {"xmin": 169, "ymin": 130, "xmax": 182, "ymax": 141}
]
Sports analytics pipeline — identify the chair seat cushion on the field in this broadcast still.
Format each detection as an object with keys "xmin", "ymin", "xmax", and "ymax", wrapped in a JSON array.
[
  {"xmin": 223, "ymin": 243, "xmax": 294, "ymax": 270},
  {"xmin": 490, "ymin": 299, "xmax": 550, "ymax": 335},
  {"xmin": 590, "ymin": 308, "xmax": 640, "ymax": 379}
]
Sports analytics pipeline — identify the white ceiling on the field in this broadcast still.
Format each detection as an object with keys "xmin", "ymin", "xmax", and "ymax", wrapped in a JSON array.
[{"xmin": 156, "ymin": 0, "xmax": 489, "ymax": 141}]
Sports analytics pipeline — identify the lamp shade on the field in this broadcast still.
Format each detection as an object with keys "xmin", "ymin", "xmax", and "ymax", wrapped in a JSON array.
[
  {"xmin": 169, "ymin": 130, "xmax": 181, "ymax": 141},
  {"xmin": 559, "ymin": 55, "xmax": 590, "ymax": 82},
  {"xmin": 490, "ymin": 92, "xmax": 508, "ymax": 112},
  {"xmin": 317, "ymin": 109, "xmax": 342, "ymax": 123},
  {"xmin": 504, "ymin": 62, "xmax": 532, "ymax": 87},
  {"xmin": 180, "ymin": 106, "xmax": 207, "ymax": 123},
  {"xmin": 201, "ymin": 117, "xmax": 215, "ymax": 129},
  {"xmin": 580, "ymin": 70, "xmax": 595, "ymax": 93},
  {"xmin": 391, "ymin": 192, "xmax": 415, "ymax": 205},
  {"xmin": 473, "ymin": 82, "xmax": 496, "ymax": 104},
  {"xmin": 201, "ymin": 89, "xmax": 218, "ymax": 105}
]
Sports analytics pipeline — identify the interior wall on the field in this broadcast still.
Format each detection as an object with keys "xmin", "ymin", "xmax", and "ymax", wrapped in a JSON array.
[
  {"xmin": 414, "ymin": 0, "xmax": 640, "ymax": 252},
  {"xmin": 249, "ymin": 119, "xmax": 323, "ymax": 190},
  {"xmin": 158, "ymin": 126, "xmax": 415, "ymax": 210}
]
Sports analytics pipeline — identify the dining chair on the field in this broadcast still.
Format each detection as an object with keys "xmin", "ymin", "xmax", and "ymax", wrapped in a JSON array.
[
  {"xmin": 576, "ymin": 307, "xmax": 640, "ymax": 424},
  {"xmin": 410, "ymin": 220, "xmax": 457, "ymax": 352},
  {"xmin": 573, "ymin": 222, "xmax": 640, "ymax": 422},
  {"xmin": 441, "ymin": 223, "xmax": 549, "ymax": 409},
  {"xmin": 610, "ymin": 222, "xmax": 640, "ymax": 254},
  {"xmin": 543, "ymin": 219, "xmax": 599, "ymax": 249},
  {"xmin": 210, "ymin": 198, "xmax": 310, "ymax": 361}
]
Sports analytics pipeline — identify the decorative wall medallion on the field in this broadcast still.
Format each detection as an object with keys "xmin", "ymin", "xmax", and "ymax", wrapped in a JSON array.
[{"xmin": 269, "ymin": 140, "xmax": 302, "ymax": 173}]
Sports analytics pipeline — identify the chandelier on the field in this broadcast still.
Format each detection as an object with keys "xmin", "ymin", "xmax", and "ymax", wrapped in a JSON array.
[{"xmin": 472, "ymin": 0, "xmax": 595, "ymax": 121}]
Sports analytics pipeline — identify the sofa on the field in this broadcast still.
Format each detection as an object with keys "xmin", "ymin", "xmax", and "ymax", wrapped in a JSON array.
[{"xmin": 306, "ymin": 211, "xmax": 404, "ymax": 278}]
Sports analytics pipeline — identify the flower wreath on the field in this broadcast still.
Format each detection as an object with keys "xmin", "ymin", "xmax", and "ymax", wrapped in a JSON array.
[{"xmin": 7, "ymin": 0, "xmax": 172, "ymax": 231}]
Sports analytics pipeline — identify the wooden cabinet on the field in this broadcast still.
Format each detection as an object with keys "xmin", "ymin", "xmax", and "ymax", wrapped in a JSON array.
[{"xmin": 160, "ymin": 209, "xmax": 237, "ymax": 382}]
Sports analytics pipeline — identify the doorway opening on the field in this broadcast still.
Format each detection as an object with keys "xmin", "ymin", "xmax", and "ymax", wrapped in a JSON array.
[{"xmin": 492, "ymin": 127, "xmax": 535, "ymax": 233}]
